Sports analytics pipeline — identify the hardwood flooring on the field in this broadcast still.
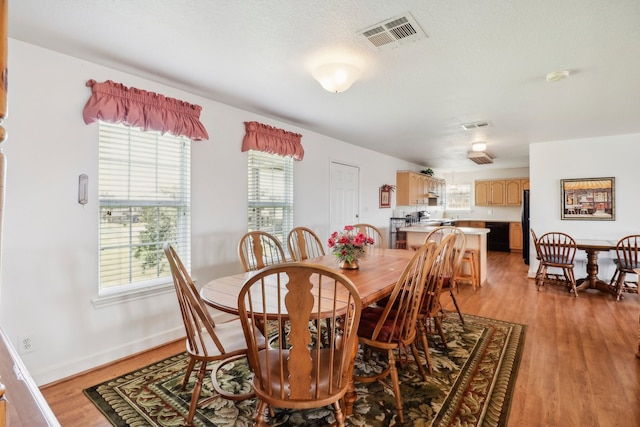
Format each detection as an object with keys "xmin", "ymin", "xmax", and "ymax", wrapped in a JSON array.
[{"xmin": 41, "ymin": 251, "xmax": 640, "ymax": 427}]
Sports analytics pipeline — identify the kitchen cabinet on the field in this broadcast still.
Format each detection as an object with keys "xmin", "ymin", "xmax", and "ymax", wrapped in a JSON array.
[
  {"xmin": 475, "ymin": 180, "xmax": 505, "ymax": 206},
  {"xmin": 456, "ymin": 221, "xmax": 485, "ymax": 228},
  {"xmin": 506, "ymin": 179, "xmax": 521, "ymax": 205},
  {"xmin": 506, "ymin": 178, "xmax": 530, "ymax": 206},
  {"xmin": 476, "ymin": 178, "xmax": 529, "ymax": 206},
  {"xmin": 509, "ymin": 222, "xmax": 523, "ymax": 251},
  {"xmin": 396, "ymin": 171, "xmax": 444, "ymax": 206}
]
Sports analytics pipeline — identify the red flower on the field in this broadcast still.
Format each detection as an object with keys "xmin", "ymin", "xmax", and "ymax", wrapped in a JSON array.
[{"xmin": 328, "ymin": 225, "xmax": 374, "ymax": 264}]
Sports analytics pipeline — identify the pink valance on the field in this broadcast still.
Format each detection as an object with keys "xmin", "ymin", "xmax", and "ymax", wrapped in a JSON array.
[
  {"xmin": 241, "ymin": 121, "xmax": 304, "ymax": 160},
  {"xmin": 82, "ymin": 79, "xmax": 209, "ymax": 141}
]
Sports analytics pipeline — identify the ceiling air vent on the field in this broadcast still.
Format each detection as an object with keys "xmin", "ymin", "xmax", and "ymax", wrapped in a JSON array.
[
  {"xmin": 359, "ymin": 12, "xmax": 427, "ymax": 50},
  {"xmin": 461, "ymin": 121, "xmax": 491, "ymax": 130},
  {"xmin": 468, "ymin": 151, "xmax": 494, "ymax": 165}
]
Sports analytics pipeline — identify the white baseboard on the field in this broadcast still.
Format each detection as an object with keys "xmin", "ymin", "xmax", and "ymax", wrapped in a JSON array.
[{"xmin": 34, "ymin": 327, "xmax": 185, "ymax": 386}]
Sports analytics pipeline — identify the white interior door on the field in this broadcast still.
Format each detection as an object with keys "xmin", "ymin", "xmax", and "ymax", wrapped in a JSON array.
[{"xmin": 329, "ymin": 161, "xmax": 359, "ymax": 233}]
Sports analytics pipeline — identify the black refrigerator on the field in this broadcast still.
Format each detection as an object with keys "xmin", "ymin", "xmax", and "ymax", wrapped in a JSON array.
[{"xmin": 521, "ymin": 189, "xmax": 530, "ymax": 264}]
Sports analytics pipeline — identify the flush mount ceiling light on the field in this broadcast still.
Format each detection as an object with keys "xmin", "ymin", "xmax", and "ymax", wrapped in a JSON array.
[
  {"xmin": 312, "ymin": 63, "xmax": 362, "ymax": 93},
  {"xmin": 472, "ymin": 142, "xmax": 487, "ymax": 152},
  {"xmin": 546, "ymin": 70, "xmax": 570, "ymax": 82}
]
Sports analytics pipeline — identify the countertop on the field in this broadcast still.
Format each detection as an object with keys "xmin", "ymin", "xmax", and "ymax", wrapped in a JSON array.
[{"xmin": 399, "ymin": 226, "xmax": 490, "ymax": 235}]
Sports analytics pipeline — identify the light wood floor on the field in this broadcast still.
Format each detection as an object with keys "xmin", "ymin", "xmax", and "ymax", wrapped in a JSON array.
[{"xmin": 41, "ymin": 251, "xmax": 640, "ymax": 427}]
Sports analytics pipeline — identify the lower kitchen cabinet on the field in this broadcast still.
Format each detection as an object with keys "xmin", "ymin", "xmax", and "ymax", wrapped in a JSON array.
[{"xmin": 509, "ymin": 222, "xmax": 523, "ymax": 251}]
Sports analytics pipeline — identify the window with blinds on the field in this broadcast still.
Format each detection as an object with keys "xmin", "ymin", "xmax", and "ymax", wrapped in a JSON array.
[
  {"xmin": 446, "ymin": 184, "xmax": 472, "ymax": 210},
  {"xmin": 98, "ymin": 122, "xmax": 191, "ymax": 293},
  {"xmin": 247, "ymin": 150, "xmax": 293, "ymax": 248}
]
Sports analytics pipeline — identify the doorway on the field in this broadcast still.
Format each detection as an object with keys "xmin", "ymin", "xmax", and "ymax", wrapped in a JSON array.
[{"xmin": 329, "ymin": 161, "xmax": 359, "ymax": 233}]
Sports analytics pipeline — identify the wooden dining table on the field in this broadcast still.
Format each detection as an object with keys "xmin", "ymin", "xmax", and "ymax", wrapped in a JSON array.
[
  {"xmin": 200, "ymin": 248, "xmax": 416, "ymax": 415},
  {"xmin": 574, "ymin": 239, "xmax": 617, "ymax": 294}
]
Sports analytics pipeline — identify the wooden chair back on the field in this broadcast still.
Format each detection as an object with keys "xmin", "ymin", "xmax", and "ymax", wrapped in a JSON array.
[
  {"xmin": 537, "ymin": 232, "xmax": 577, "ymax": 267},
  {"xmin": 615, "ymin": 235, "xmax": 640, "ymax": 271},
  {"xmin": 353, "ymin": 241, "xmax": 438, "ymax": 423},
  {"xmin": 530, "ymin": 228, "xmax": 541, "ymax": 260},
  {"xmin": 238, "ymin": 230, "xmax": 287, "ymax": 272},
  {"xmin": 416, "ymin": 233, "xmax": 458, "ymax": 372},
  {"xmin": 364, "ymin": 241, "xmax": 437, "ymax": 345},
  {"xmin": 353, "ymin": 223, "xmax": 386, "ymax": 249},
  {"xmin": 611, "ymin": 235, "xmax": 640, "ymax": 300},
  {"xmin": 419, "ymin": 234, "xmax": 458, "ymax": 316},
  {"xmin": 164, "ymin": 242, "xmax": 226, "ymax": 357},
  {"xmin": 424, "ymin": 226, "xmax": 467, "ymax": 280},
  {"xmin": 237, "ymin": 263, "xmax": 362, "ymax": 426},
  {"xmin": 287, "ymin": 226, "xmax": 325, "ymax": 261},
  {"xmin": 164, "ymin": 242, "xmax": 262, "ymax": 423}
]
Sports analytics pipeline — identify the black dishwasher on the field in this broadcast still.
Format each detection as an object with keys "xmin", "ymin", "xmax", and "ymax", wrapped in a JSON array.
[{"xmin": 485, "ymin": 222, "xmax": 510, "ymax": 252}]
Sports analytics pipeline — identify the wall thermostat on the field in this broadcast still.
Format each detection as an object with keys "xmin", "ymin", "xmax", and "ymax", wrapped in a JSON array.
[{"xmin": 78, "ymin": 174, "xmax": 88, "ymax": 205}]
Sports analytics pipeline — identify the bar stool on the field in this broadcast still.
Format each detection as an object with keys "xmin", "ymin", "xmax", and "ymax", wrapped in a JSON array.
[
  {"xmin": 395, "ymin": 230, "xmax": 407, "ymax": 249},
  {"xmin": 454, "ymin": 249, "xmax": 479, "ymax": 290}
]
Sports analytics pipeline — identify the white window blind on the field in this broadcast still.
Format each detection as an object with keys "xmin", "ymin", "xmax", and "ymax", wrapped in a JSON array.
[
  {"xmin": 247, "ymin": 150, "xmax": 293, "ymax": 247},
  {"xmin": 446, "ymin": 184, "xmax": 472, "ymax": 210},
  {"xmin": 98, "ymin": 122, "xmax": 191, "ymax": 293}
]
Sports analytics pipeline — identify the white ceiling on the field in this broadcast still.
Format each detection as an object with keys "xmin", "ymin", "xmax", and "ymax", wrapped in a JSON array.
[{"xmin": 9, "ymin": 0, "xmax": 640, "ymax": 171}]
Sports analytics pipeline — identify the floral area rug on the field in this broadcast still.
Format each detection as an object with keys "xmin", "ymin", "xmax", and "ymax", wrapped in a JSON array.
[{"xmin": 84, "ymin": 314, "xmax": 526, "ymax": 427}]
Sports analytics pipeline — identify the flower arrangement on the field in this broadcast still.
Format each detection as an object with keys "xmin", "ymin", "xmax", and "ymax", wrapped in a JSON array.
[
  {"xmin": 380, "ymin": 184, "xmax": 396, "ymax": 192},
  {"xmin": 327, "ymin": 225, "xmax": 374, "ymax": 264}
]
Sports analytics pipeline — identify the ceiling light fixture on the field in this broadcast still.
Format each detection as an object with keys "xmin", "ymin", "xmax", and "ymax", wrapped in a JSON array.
[
  {"xmin": 546, "ymin": 70, "xmax": 570, "ymax": 82},
  {"xmin": 312, "ymin": 63, "xmax": 362, "ymax": 93},
  {"xmin": 472, "ymin": 142, "xmax": 487, "ymax": 152}
]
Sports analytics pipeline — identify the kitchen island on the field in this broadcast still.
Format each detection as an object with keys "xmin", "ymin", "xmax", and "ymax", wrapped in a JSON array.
[{"xmin": 399, "ymin": 226, "xmax": 490, "ymax": 285}]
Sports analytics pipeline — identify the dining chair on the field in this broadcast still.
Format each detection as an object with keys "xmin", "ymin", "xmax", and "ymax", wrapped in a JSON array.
[
  {"xmin": 535, "ymin": 232, "xmax": 578, "ymax": 296},
  {"xmin": 423, "ymin": 226, "xmax": 467, "ymax": 324},
  {"xmin": 609, "ymin": 235, "xmax": 640, "ymax": 301},
  {"xmin": 287, "ymin": 226, "xmax": 325, "ymax": 261},
  {"xmin": 237, "ymin": 263, "xmax": 362, "ymax": 427},
  {"xmin": 353, "ymin": 241, "xmax": 438, "ymax": 424},
  {"xmin": 415, "ymin": 233, "xmax": 458, "ymax": 373},
  {"xmin": 163, "ymin": 242, "xmax": 266, "ymax": 426},
  {"xmin": 238, "ymin": 230, "xmax": 287, "ymax": 272},
  {"xmin": 353, "ymin": 223, "xmax": 386, "ymax": 249}
]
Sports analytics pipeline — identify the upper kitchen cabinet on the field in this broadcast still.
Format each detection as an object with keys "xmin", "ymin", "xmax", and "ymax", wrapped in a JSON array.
[
  {"xmin": 476, "ymin": 178, "xmax": 529, "ymax": 206},
  {"xmin": 396, "ymin": 171, "xmax": 444, "ymax": 206},
  {"xmin": 506, "ymin": 178, "xmax": 530, "ymax": 206},
  {"xmin": 475, "ymin": 179, "xmax": 505, "ymax": 206}
]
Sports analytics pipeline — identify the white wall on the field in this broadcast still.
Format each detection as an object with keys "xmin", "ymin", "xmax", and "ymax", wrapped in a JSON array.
[
  {"xmin": 528, "ymin": 134, "xmax": 640, "ymax": 278},
  {"xmin": 1, "ymin": 40, "xmax": 421, "ymax": 384}
]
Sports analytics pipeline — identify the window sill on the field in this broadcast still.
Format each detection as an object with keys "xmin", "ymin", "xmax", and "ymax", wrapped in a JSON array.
[{"xmin": 91, "ymin": 282, "xmax": 174, "ymax": 308}]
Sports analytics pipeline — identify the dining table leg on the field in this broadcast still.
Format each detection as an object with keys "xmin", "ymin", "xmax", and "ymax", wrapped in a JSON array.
[{"xmin": 575, "ymin": 248, "xmax": 616, "ymax": 294}]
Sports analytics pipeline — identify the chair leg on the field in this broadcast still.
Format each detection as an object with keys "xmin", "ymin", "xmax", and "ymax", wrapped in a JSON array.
[
  {"xmin": 616, "ymin": 271, "xmax": 627, "ymax": 301},
  {"xmin": 387, "ymin": 349, "xmax": 405, "ymax": 424},
  {"xmin": 565, "ymin": 268, "xmax": 578, "ymax": 297},
  {"xmin": 610, "ymin": 268, "xmax": 620, "ymax": 287},
  {"xmin": 332, "ymin": 400, "xmax": 346, "ymax": 427},
  {"xmin": 182, "ymin": 357, "xmax": 197, "ymax": 389},
  {"xmin": 254, "ymin": 400, "xmax": 269, "ymax": 426},
  {"xmin": 448, "ymin": 289, "xmax": 465, "ymax": 324},
  {"xmin": 536, "ymin": 266, "xmax": 547, "ymax": 291},
  {"xmin": 434, "ymin": 316, "xmax": 448, "ymax": 350},
  {"xmin": 186, "ymin": 360, "xmax": 208, "ymax": 425},
  {"xmin": 410, "ymin": 341, "xmax": 429, "ymax": 381},
  {"xmin": 416, "ymin": 319, "xmax": 433, "ymax": 375}
]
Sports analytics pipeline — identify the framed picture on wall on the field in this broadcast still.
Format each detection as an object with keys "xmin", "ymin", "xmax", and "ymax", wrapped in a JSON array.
[
  {"xmin": 560, "ymin": 177, "xmax": 615, "ymax": 220},
  {"xmin": 379, "ymin": 188, "xmax": 391, "ymax": 208}
]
